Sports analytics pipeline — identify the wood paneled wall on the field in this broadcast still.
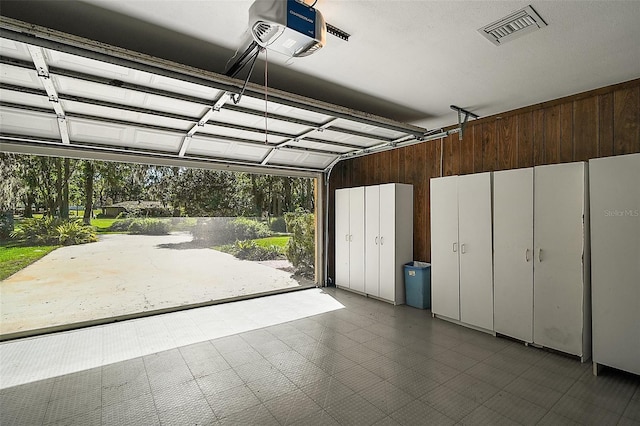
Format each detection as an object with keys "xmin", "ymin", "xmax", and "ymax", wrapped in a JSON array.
[{"xmin": 328, "ymin": 78, "xmax": 640, "ymax": 281}]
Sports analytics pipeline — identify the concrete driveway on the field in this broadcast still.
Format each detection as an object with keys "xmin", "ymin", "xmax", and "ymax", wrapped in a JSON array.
[{"xmin": 0, "ymin": 233, "xmax": 307, "ymax": 338}]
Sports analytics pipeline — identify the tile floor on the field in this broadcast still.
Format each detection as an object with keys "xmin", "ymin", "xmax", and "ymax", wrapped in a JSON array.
[{"xmin": 1, "ymin": 287, "xmax": 639, "ymax": 426}]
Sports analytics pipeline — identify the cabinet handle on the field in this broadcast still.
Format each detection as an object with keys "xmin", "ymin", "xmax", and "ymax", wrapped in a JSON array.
[
  {"xmin": 525, "ymin": 248, "xmax": 531, "ymax": 262},
  {"xmin": 345, "ymin": 234, "xmax": 349, "ymax": 242},
  {"xmin": 380, "ymin": 236, "xmax": 384, "ymax": 245},
  {"xmin": 375, "ymin": 236, "xmax": 378, "ymax": 245},
  {"xmin": 538, "ymin": 248, "xmax": 543, "ymax": 262},
  {"xmin": 453, "ymin": 242, "xmax": 457, "ymax": 253},
  {"xmin": 349, "ymin": 234, "xmax": 353, "ymax": 242},
  {"xmin": 461, "ymin": 243, "xmax": 466, "ymax": 254}
]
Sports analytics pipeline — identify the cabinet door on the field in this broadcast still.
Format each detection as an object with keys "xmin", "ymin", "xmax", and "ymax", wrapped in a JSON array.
[
  {"xmin": 365, "ymin": 186, "xmax": 380, "ymax": 296},
  {"xmin": 430, "ymin": 176, "xmax": 460, "ymax": 320},
  {"xmin": 458, "ymin": 173, "xmax": 494, "ymax": 331},
  {"xmin": 349, "ymin": 187, "xmax": 366, "ymax": 293},
  {"xmin": 334, "ymin": 189, "xmax": 351, "ymax": 287},
  {"xmin": 590, "ymin": 154, "xmax": 640, "ymax": 374},
  {"xmin": 534, "ymin": 162, "xmax": 585, "ymax": 356},
  {"xmin": 493, "ymin": 168, "xmax": 534, "ymax": 342},
  {"xmin": 379, "ymin": 184, "xmax": 397, "ymax": 302}
]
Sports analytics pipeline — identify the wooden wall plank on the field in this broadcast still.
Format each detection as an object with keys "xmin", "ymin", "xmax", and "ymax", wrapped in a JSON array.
[
  {"xmin": 614, "ymin": 86, "xmax": 640, "ymax": 155},
  {"xmin": 599, "ymin": 93, "xmax": 614, "ymax": 157},
  {"xmin": 459, "ymin": 123, "xmax": 475, "ymax": 175},
  {"xmin": 498, "ymin": 115, "xmax": 518, "ymax": 170},
  {"xmin": 482, "ymin": 122, "xmax": 497, "ymax": 171},
  {"xmin": 388, "ymin": 148, "xmax": 399, "ymax": 183},
  {"xmin": 472, "ymin": 124, "xmax": 483, "ymax": 173},
  {"xmin": 533, "ymin": 109, "xmax": 545, "ymax": 165},
  {"xmin": 517, "ymin": 112, "xmax": 534, "ymax": 168},
  {"xmin": 574, "ymin": 96, "xmax": 598, "ymax": 161},
  {"xmin": 544, "ymin": 104, "xmax": 561, "ymax": 164},
  {"xmin": 413, "ymin": 143, "xmax": 428, "ymax": 262},
  {"xmin": 443, "ymin": 134, "xmax": 460, "ymax": 176},
  {"xmin": 560, "ymin": 102, "xmax": 574, "ymax": 163}
]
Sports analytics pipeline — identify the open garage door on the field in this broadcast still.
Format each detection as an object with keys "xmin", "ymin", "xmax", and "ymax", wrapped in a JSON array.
[
  {"xmin": 0, "ymin": 17, "xmax": 427, "ymax": 339},
  {"xmin": 0, "ymin": 18, "xmax": 426, "ymax": 176}
]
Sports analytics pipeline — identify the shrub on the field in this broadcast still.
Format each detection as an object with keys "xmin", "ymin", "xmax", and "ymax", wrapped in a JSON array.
[
  {"xmin": 10, "ymin": 217, "xmax": 97, "ymax": 245},
  {"xmin": 127, "ymin": 218, "xmax": 170, "ymax": 235},
  {"xmin": 218, "ymin": 240, "xmax": 282, "ymax": 261},
  {"xmin": 284, "ymin": 210, "xmax": 315, "ymax": 278},
  {"xmin": 108, "ymin": 218, "xmax": 135, "ymax": 232},
  {"xmin": 269, "ymin": 216, "xmax": 287, "ymax": 233},
  {"xmin": 56, "ymin": 221, "xmax": 98, "ymax": 245},
  {"xmin": 231, "ymin": 217, "xmax": 271, "ymax": 241},
  {"xmin": 191, "ymin": 217, "xmax": 270, "ymax": 245},
  {"xmin": 0, "ymin": 212, "xmax": 14, "ymax": 240}
]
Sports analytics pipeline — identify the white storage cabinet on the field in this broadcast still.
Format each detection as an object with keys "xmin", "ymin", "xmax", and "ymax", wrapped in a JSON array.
[
  {"xmin": 364, "ymin": 183, "xmax": 413, "ymax": 304},
  {"xmin": 334, "ymin": 187, "xmax": 365, "ymax": 293},
  {"xmin": 430, "ymin": 172, "xmax": 494, "ymax": 332},
  {"xmin": 590, "ymin": 153, "xmax": 640, "ymax": 375},
  {"xmin": 493, "ymin": 162, "xmax": 591, "ymax": 360}
]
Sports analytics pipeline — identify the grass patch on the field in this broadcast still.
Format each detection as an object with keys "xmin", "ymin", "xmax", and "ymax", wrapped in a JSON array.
[
  {"xmin": 91, "ymin": 218, "xmax": 118, "ymax": 232},
  {"xmin": 252, "ymin": 236, "xmax": 290, "ymax": 249},
  {"xmin": 0, "ymin": 242, "xmax": 58, "ymax": 280}
]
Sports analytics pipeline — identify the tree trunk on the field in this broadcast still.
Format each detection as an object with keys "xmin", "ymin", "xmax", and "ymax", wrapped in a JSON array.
[
  {"xmin": 83, "ymin": 161, "xmax": 94, "ymax": 225},
  {"xmin": 55, "ymin": 157, "xmax": 63, "ymax": 217},
  {"xmin": 61, "ymin": 158, "xmax": 70, "ymax": 219},
  {"xmin": 283, "ymin": 177, "xmax": 292, "ymax": 213},
  {"xmin": 24, "ymin": 193, "xmax": 34, "ymax": 217}
]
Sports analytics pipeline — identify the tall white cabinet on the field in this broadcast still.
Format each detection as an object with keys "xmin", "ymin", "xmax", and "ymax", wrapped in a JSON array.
[
  {"xmin": 335, "ymin": 187, "xmax": 365, "ymax": 293},
  {"xmin": 364, "ymin": 184, "xmax": 413, "ymax": 304},
  {"xmin": 493, "ymin": 162, "xmax": 591, "ymax": 360},
  {"xmin": 430, "ymin": 172, "xmax": 494, "ymax": 332},
  {"xmin": 335, "ymin": 183, "xmax": 413, "ymax": 304},
  {"xmin": 493, "ymin": 168, "xmax": 534, "ymax": 343},
  {"xmin": 590, "ymin": 153, "xmax": 640, "ymax": 375}
]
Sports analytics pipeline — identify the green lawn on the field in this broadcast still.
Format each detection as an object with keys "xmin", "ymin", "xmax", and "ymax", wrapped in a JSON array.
[
  {"xmin": 91, "ymin": 218, "xmax": 118, "ymax": 232},
  {"xmin": 0, "ymin": 242, "xmax": 58, "ymax": 280},
  {"xmin": 252, "ymin": 236, "xmax": 290, "ymax": 249}
]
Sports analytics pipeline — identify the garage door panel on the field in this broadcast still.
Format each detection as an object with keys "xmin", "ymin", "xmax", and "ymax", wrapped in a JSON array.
[
  {"xmin": 200, "ymin": 124, "xmax": 287, "ymax": 144},
  {"xmin": 0, "ymin": 107, "xmax": 60, "ymax": 139},
  {"xmin": 331, "ymin": 118, "xmax": 406, "ymax": 141},
  {"xmin": 237, "ymin": 95, "xmax": 331, "ymax": 123},
  {"xmin": 0, "ymin": 38, "xmax": 33, "ymax": 61},
  {"xmin": 0, "ymin": 89, "xmax": 51, "ymax": 110},
  {"xmin": 133, "ymin": 129, "xmax": 182, "ymax": 152},
  {"xmin": 188, "ymin": 137, "xmax": 270, "ymax": 162},
  {"xmin": 67, "ymin": 117, "xmax": 130, "ymax": 146},
  {"xmin": 270, "ymin": 149, "xmax": 334, "ymax": 169},
  {"xmin": 290, "ymin": 139, "xmax": 352, "ymax": 154},
  {"xmin": 0, "ymin": 64, "xmax": 42, "ymax": 89},
  {"xmin": 61, "ymin": 100, "xmax": 192, "ymax": 131}
]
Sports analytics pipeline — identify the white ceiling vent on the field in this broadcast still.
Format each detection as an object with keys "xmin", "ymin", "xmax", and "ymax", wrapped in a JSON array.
[{"xmin": 479, "ymin": 5, "xmax": 547, "ymax": 46}]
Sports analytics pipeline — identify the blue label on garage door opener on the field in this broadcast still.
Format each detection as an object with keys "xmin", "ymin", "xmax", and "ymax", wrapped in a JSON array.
[{"xmin": 287, "ymin": 0, "xmax": 316, "ymax": 38}]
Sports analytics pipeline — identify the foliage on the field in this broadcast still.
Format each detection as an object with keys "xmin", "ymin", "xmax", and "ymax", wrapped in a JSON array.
[
  {"xmin": 284, "ymin": 210, "xmax": 315, "ymax": 278},
  {"xmin": 10, "ymin": 217, "xmax": 97, "ymax": 245},
  {"xmin": 1, "ymin": 212, "xmax": 14, "ymax": 240},
  {"xmin": 217, "ymin": 240, "xmax": 283, "ymax": 261},
  {"xmin": 0, "ymin": 242, "xmax": 58, "ymax": 280},
  {"xmin": 56, "ymin": 221, "xmax": 98, "ymax": 245},
  {"xmin": 127, "ymin": 218, "xmax": 171, "ymax": 235},
  {"xmin": 269, "ymin": 216, "xmax": 287, "ymax": 233},
  {"xmin": 191, "ymin": 217, "xmax": 271, "ymax": 245},
  {"xmin": 231, "ymin": 217, "xmax": 271, "ymax": 241},
  {"xmin": 252, "ymin": 236, "xmax": 290, "ymax": 250},
  {"xmin": 108, "ymin": 218, "xmax": 135, "ymax": 232}
]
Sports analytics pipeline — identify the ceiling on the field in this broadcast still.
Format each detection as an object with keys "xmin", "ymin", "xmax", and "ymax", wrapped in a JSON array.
[{"xmin": 1, "ymin": 0, "xmax": 639, "ymax": 173}]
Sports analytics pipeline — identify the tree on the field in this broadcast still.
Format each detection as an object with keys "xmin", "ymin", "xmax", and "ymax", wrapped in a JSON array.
[{"xmin": 82, "ymin": 161, "xmax": 95, "ymax": 225}]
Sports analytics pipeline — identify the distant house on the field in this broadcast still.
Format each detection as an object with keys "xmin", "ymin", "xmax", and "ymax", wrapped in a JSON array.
[{"xmin": 102, "ymin": 201, "xmax": 170, "ymax": 218}]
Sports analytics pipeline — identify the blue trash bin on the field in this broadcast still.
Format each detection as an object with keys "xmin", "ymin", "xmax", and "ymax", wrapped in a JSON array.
[{"xmin": 404, "ymin": 261, "xmax": 431, "ymax": 309}]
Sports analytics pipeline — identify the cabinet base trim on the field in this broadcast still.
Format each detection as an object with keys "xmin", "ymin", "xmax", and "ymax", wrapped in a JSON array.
[{"xmin": 433, "ymin": 314, "xmax": 495, "ymax": 336}]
